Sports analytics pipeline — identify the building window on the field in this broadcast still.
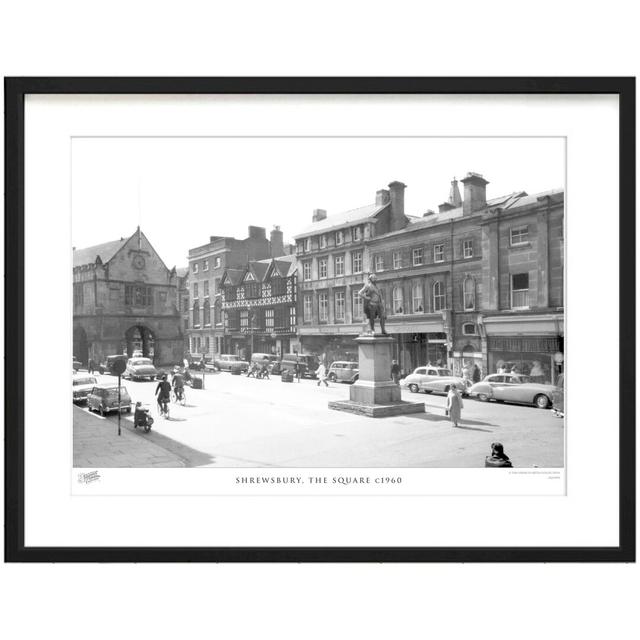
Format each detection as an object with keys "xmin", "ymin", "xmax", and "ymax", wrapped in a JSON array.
[
  {"xmin": 511, "ymin": 273, "xmax": 530, "ymax": 309},
  {"xmin": 240, "ymin": 309, "xmax": 249, "ymax": 330},
  {"xmin": 158, "ymin": 290, "xmax": 167, "ymax": 305},
  {"xmin": 245, "ymin": 282, "xmax": 260, "ymax": 299},
  {"xmin": 335, "ymin": 230, "xmax": 344, "ymax": 246},
  {"xmin": 463, "ymin": 276, "xmax": 475, "ymax": 310},
  {"xmin": 433, "ymin": 281, "xmax": 446, "ymax": 311},
  {"xmin": 434, "ymin": 244, "xmax": 444, "ymax": 263},
  {"xmin": 335, "ymin": 290, "xmax": 346, "ymax": 321},
  {"xmin": 214, "ymin": 257, "xmax": 221, "ymax": 269},
  {"xmin": 352, "ymin": 289, "xmax": 363, "ymax": 320},
  {"xmin": 463, "ymin": 239, "xmax": 473, "ymax": 258},
  {"xmin": 265, "ymin": 308, "xmax": 274, "ymax": 331},
  {"xmin": 412, "ymin": 248, "xmax": 424, "ymax": 266},
  {"xmin": 203, "ymin": 281, "xmax": 209, "ymax": 297},
  {"xmin": 393, "ymin": 251, "xmax": 402, "ymax": 269},
  {"xmin": 510, "ymin": 226, "xmax": 529, "ymax": 246},
  {"xmin": 319, "ymin": 257, "xmax": 328, "ymax": 279},
  {"xmin": 320, "ymin": 234, "xmax": 327, "ymax": 249},
  {"xmin": 463, "ymin": 323, "xmax": 476, "ymax": 335},
  {"xmin": 303, "ymin": 294, "xmax": 313, "ymax": 322},
  {"xmin": 374, "ymin": 255, "xmax": 384, "ymax": 272},
  {"xmin": 203, "ymin": 259, "xmax": 209, "ymax": 271},
  {"xmin": 193, "ymin": 283, "xmax": 198, "ymax": 298},
  {"xmin": 203, "ymin": 299, "xmax": 211, "ymax": 325},
  {"xmin": 412, "ymin": 282, "xmax": 424, "ymax": 313},
  {"xmin": 304, "ymin": 237, "xmax": 311, "ymax": 252},
  {"xmin": 353, "ymin": 226, "xmax": 362, "ymax": 241},
  {"xmin": 193, "ymin": 262, "xmax": 199, "ymax": 274},
  {"xmin": 318, "ymin": 292, "xmax": 328, "ymax": 322},
  {"xmin": 392, "ymin": 286, "xmax": 404, "ymax": 314},
  {"xmin": 303, "ymin": 261, "xmax": 311, "ymax": 281},
  {"xmin": 334, "ymin": 255, "xmax": 344, "ymax": 276},
  {"xmin": 193, "ymin": 300, "xmax": 200, "ymax": 326},
  {"xmin": 352, "ymin": 251, "xmax": 363, "ymax": 274},
  {"xmin": 73, "ymin": 283, "xmax": 84, "ymax": 307},
  {"xmin": 289, "ymin": 305, "xmax": 296, "ymax": 330},
  {"xmin": 204, "ymin": 337, "xmax": 210, "ymax": 353},
  {"xmin": 125, "ymin": 285, "xmax": 152, "ymax": 306}
]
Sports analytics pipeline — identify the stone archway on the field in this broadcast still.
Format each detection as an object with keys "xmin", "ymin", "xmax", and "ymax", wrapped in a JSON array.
[
  {"xmin": 125, "ymin": 325, "xmax": 155, "ymax": 360},
  {"xmin": 73, "ymin": 325, "xmax": 89, "ymax": 366}
]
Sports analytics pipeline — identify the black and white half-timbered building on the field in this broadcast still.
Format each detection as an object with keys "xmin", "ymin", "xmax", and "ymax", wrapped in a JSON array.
[{"xmin": 220, "ymin": 255, "xmax": 297, "ymax": 359}]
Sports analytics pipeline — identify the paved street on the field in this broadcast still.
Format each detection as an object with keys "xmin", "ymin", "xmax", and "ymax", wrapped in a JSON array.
[{"xmin": 73, "ymin": 370, "xmax": 564, "ymax": 468}]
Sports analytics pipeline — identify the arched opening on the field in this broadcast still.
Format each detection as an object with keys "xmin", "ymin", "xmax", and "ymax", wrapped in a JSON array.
[
  {"xmin": 73, "ymin": 325, "xmax": 89, "ymax": 367},
  {"xmin": 125, "ymin": 325, "xmax": 155, "ymax": 360}
]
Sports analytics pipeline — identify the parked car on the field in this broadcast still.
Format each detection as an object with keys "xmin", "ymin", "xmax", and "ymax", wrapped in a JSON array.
[
  {"xmin": 250, "ymin": 353, "xmax": 279, "ymax": 372},
  {"xmin": 468, "ymin": 373, "xmax": 555, "ymax": 409},
  {"xmin": 86, "ymin": 384, "xmax": 132, "ymax": 416},
  {"xmin": 551, "ymin": 373, "xmax": 564, "ymax": 415},
  {"xmin": 98, "ymin": 354, "xmax": 128, "ymax": 375},
  {"xmin": 279, "ymin": 353, "xmax": 321, "ymax": 379},
  {"xmin": 327, "ymin": 361, "xmax": 359, "ymax": 383},
  {"xmin": 401, "ymin": 366, "xmax": 469, "ymax": 396},
  {"xmin": 73, "ymin": 356, "xmax": 82, "ymax": 372},
  {"xmin": 124, "ymin": 357, "xmax": 158, "ymax": 381},
  {"xmin": 72, "ymin": 374, "xmax": 98, "ymax": 404},
  {"xmin": 213, "ymin": 354, "xmax": 250, "ymax": 373}
]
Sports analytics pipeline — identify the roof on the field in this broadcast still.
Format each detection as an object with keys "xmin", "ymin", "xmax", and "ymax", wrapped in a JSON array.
[
  {"xmin": 222, "ymin": 268, "xmax": 245, "ymax": 285},
  {"xmin": 73, "ymin": 238, "xmax": 128, "ymax": 268},
  {"xmin": 293, "ymin": 202, "xmax": 388, "ymax": 238}
]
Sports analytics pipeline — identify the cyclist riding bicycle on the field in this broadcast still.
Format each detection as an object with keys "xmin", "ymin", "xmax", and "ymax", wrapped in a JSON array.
[
  {"xmin": 155, "ymin": 374, "xmax": 171, "ymax": 417},
  {"xmin": 172, "ymin": 368, "xmax": 185, "ymax": 402}
]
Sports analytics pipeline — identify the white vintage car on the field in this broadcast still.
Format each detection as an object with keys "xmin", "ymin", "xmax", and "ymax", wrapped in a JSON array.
[
  {"xmin": 468, "ymin": 373, "xmax": 555, "ymax": 409},
  {"xmin": 401, "ymin": 366, "xmax": 469, "ymax": 396}
]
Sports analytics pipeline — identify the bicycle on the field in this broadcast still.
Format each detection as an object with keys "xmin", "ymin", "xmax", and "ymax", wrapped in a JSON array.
[
  {"xmin": 171, "ymin": 387, "xmax": 186, "ymax": 406},
  {"xmin": 157, "ymin": 396, "xmax": 170, "ymax": 419}
]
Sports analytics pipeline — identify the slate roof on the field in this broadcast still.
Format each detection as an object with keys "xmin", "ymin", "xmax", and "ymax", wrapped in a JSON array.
[
  {"xmin": 223, "ymin": 269, "xmax": 245, "ymax": 285},
  {"xmin": 73, "ymin": 238, "xmax": 128, "ymax": 268},
  {"xmin": 293, "ymin": 203, "xmax": 388, "ymax": 238}
]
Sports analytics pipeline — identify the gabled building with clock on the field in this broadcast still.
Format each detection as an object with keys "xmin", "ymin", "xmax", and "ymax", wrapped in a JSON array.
[{"xmin": 73, "ymin": 227, "xmax": 183, "ymax": 367}]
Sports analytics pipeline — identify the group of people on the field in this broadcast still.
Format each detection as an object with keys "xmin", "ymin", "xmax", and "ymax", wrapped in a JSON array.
[
  {"xmin": 154, "ymin": 366, "xmax": 190, "ymax": 417},
  {"xmin": 247, "ymin": 361, "xmax": 271, "ymax": 379}
]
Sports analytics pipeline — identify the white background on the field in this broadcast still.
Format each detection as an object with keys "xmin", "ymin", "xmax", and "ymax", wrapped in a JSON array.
[{"xmin": 1, "ymin": 2, "xmax": 638, "ymax": 640}]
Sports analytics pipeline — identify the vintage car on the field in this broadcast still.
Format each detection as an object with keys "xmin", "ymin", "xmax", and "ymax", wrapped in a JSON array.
[
  {"xmin": 401, "ymin": 366, "xmax": 469, "ymax": 396},
  {"xmin": 213, "ymin": 354, "xmax": 250, "ymax": 373},
  {"xmin": 250, "ymin": 353, "xmax": 280, "ymax": 372},
  {"xmin": 98, "ymin": 354, "xmax": 128, "ymax": 375},
  {"xmin": 278, "ymin": 353, "xmax": 321, "ymax": 379},
  {"xmin": 327, "ymin": 361, "xmax": 359, "ymax": 384},
  {"xmin": 86, "ymin": 384, "xmax": 132, "ymax": 416},
  {"xmin": 124, "ymin": 357, "xmax": 158, "ymax": 381},
  {"xmin": 72, "ymin": 374, "xmax": 98, "ymax": 404},
  {"xmin": 468, "ymin": 373, "xmax": 555, "ymax": 409}
]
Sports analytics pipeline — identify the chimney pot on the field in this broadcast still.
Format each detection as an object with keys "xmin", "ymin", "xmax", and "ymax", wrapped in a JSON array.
[
  {"xmin": 388, "ymin": 181, "xmax": 407, "ymax": 232},
  {"xmin": 312, "ymin": 208, "xmax": 327, "ymax": 222},
  {"xmin": 375, "ymin": 189, "xmax": 390, "ymax": 206}
]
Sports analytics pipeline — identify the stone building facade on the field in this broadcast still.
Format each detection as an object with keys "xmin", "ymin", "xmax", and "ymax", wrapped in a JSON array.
[
  {"xmin": 292, "ymin": 174, "xmax": 564, "ymax": 383},
  {"xmin": 220, "ymin": 255, "xmax": 297, "ymax": 359},
  {"xmin": 73, "ymin": 228, "xmax": 183, "ymax": 366},
  {"xmin": 187, "ymin": 225, "xmax": 286, "ymax": 360}
]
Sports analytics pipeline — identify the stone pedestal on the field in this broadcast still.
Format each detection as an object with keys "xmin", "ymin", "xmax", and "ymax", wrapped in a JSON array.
[{"xmin": 328, "ymin": 334, "xmax": 425, "ymax": 418}]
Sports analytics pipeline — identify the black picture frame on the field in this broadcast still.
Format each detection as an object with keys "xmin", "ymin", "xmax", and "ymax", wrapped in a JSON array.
[{"xmin": 4, "ymin": 77, "xmax": 635, "ymax": 563}]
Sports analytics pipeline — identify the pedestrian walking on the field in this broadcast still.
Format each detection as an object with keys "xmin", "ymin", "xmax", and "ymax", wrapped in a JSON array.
[
  {"xmin": 390, "ymin": 359, "xmax": 401, "ymax": 384},
  {"xmin": 87, "ymin": 358, "xmax": 95, "ymax": 375},
  {"xmin": 472, "ymin": 364, "xmax": 481, "ymax": 383},
  {"xmin": 316, "ymin": 363, "xmax": 329, "ymax": 387},
  {"xmin": 446, "ymin": 384, "xmax": 463, "ymax": 427}
]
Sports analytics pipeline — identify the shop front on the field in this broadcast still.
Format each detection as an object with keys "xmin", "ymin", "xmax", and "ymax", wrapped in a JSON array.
[{"xmin": 392, "ymin": 332, "xmax": 448, "ymax": 376}]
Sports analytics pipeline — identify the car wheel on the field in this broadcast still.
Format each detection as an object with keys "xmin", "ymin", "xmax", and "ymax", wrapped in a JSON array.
[
  {"xmin": 408, "ymin": 384, "xmax": 419, "ymax": 393},
  {"xmin": 478, "ymin": 393, "xmax": 489, "ymax": 402},
  {"xmin": 352, "ymin": 375, "xmax": 359, "ymax": 383},
  {"xmin": 328, "ymin": 373, "xmax": 337, "ymax": 382},
  {"xmin": 534, "ymin": 394, "xmax": 550, "ymax": 409}
]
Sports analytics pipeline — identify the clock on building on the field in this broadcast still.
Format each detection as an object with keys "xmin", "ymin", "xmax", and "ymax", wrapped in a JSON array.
[{"xmin": 132, "ymin": 254, "xmax": 145, "ymax": 270}]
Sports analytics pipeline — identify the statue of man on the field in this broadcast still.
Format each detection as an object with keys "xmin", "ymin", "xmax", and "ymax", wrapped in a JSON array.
[{"xmin": 358, "ymin": 273, "xmax": 388, "ymax": 335}]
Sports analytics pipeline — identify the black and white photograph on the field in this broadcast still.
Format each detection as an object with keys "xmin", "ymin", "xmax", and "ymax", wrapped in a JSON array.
[{"xmin": 71, "ymin": 136, "xmax": 565, "ymax": 472}]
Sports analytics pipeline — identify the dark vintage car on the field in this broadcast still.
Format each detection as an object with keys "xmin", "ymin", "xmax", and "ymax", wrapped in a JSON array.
[
  {"xmin": 124, "ymin": 357, "xmax": 158, "ymax": 381},
  {"xmin": 87, "ymin": 384, "xmax": 132, "ymax": 416},
  {"xmin": 278, "ymin": 354, "xmax": 320, "ymax": 379},
  {"xmin": 213, "ymin": 354, "xmax": 249, "ymax": 373},
  {"xmin": 72, "ymin": 374, "xmax": 98, "ymax": 404},
  {"xmin": 98, "ymin": 354, "xmax": 128, "ymax": 375}
]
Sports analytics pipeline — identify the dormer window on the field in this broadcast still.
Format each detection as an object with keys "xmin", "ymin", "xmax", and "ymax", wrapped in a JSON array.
[
  {"xmin": 353, "ymin": 226, "xmax": 362, "ymax": 241},
  {"xmin": 320, "ymin": 234, "xmax": 327, "ymax": 249},
  {"xmin": 335, "ymin": 230, "xmax": 344, "ymax": 246}
]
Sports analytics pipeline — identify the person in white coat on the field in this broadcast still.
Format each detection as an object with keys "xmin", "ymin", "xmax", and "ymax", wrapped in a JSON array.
[{"xmin": 446, "ymin": 384, "xmax": 464, "ymax": 427}]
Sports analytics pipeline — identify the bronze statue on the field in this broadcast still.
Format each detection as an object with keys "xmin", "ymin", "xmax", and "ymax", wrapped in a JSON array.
[{"xmin": 358, "ymin": 273, "xmax": 388, "ymax": 335}]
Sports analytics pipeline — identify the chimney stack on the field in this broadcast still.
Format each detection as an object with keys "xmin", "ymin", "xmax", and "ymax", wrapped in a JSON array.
[
  {"xmin": 388, "ymin": 181, "xmax": 407, "ymax": 232},
  {"xmin": 248, "ymin": 225, "xmax": 266, "ymax": 240},
  {"xmin": 270, "ymin": 225, "xmax": 284, "ymax": 258},
  {"xmin": 312, "ymin": 208, "xmax": 327, "ymax": 222},
  {"xmin": 461, "ymin": 172, "xmax": 489, "ymax": 216}
]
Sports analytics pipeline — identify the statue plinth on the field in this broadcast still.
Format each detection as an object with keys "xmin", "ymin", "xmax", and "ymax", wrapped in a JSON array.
[{"xmin": 328, "ymin": 334, "xmax": 425, "ymax": 418}]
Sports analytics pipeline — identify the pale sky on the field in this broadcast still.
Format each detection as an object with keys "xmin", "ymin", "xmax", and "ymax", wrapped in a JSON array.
[{"xmin": 71, "ymin": 137, "xmax": 565, "ymax": 269}]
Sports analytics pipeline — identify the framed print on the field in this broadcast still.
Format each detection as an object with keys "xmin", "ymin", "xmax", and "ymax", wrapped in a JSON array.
[{"xmin": 4, "ymin": 77, "xmax": 635, "ymax": 562}]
